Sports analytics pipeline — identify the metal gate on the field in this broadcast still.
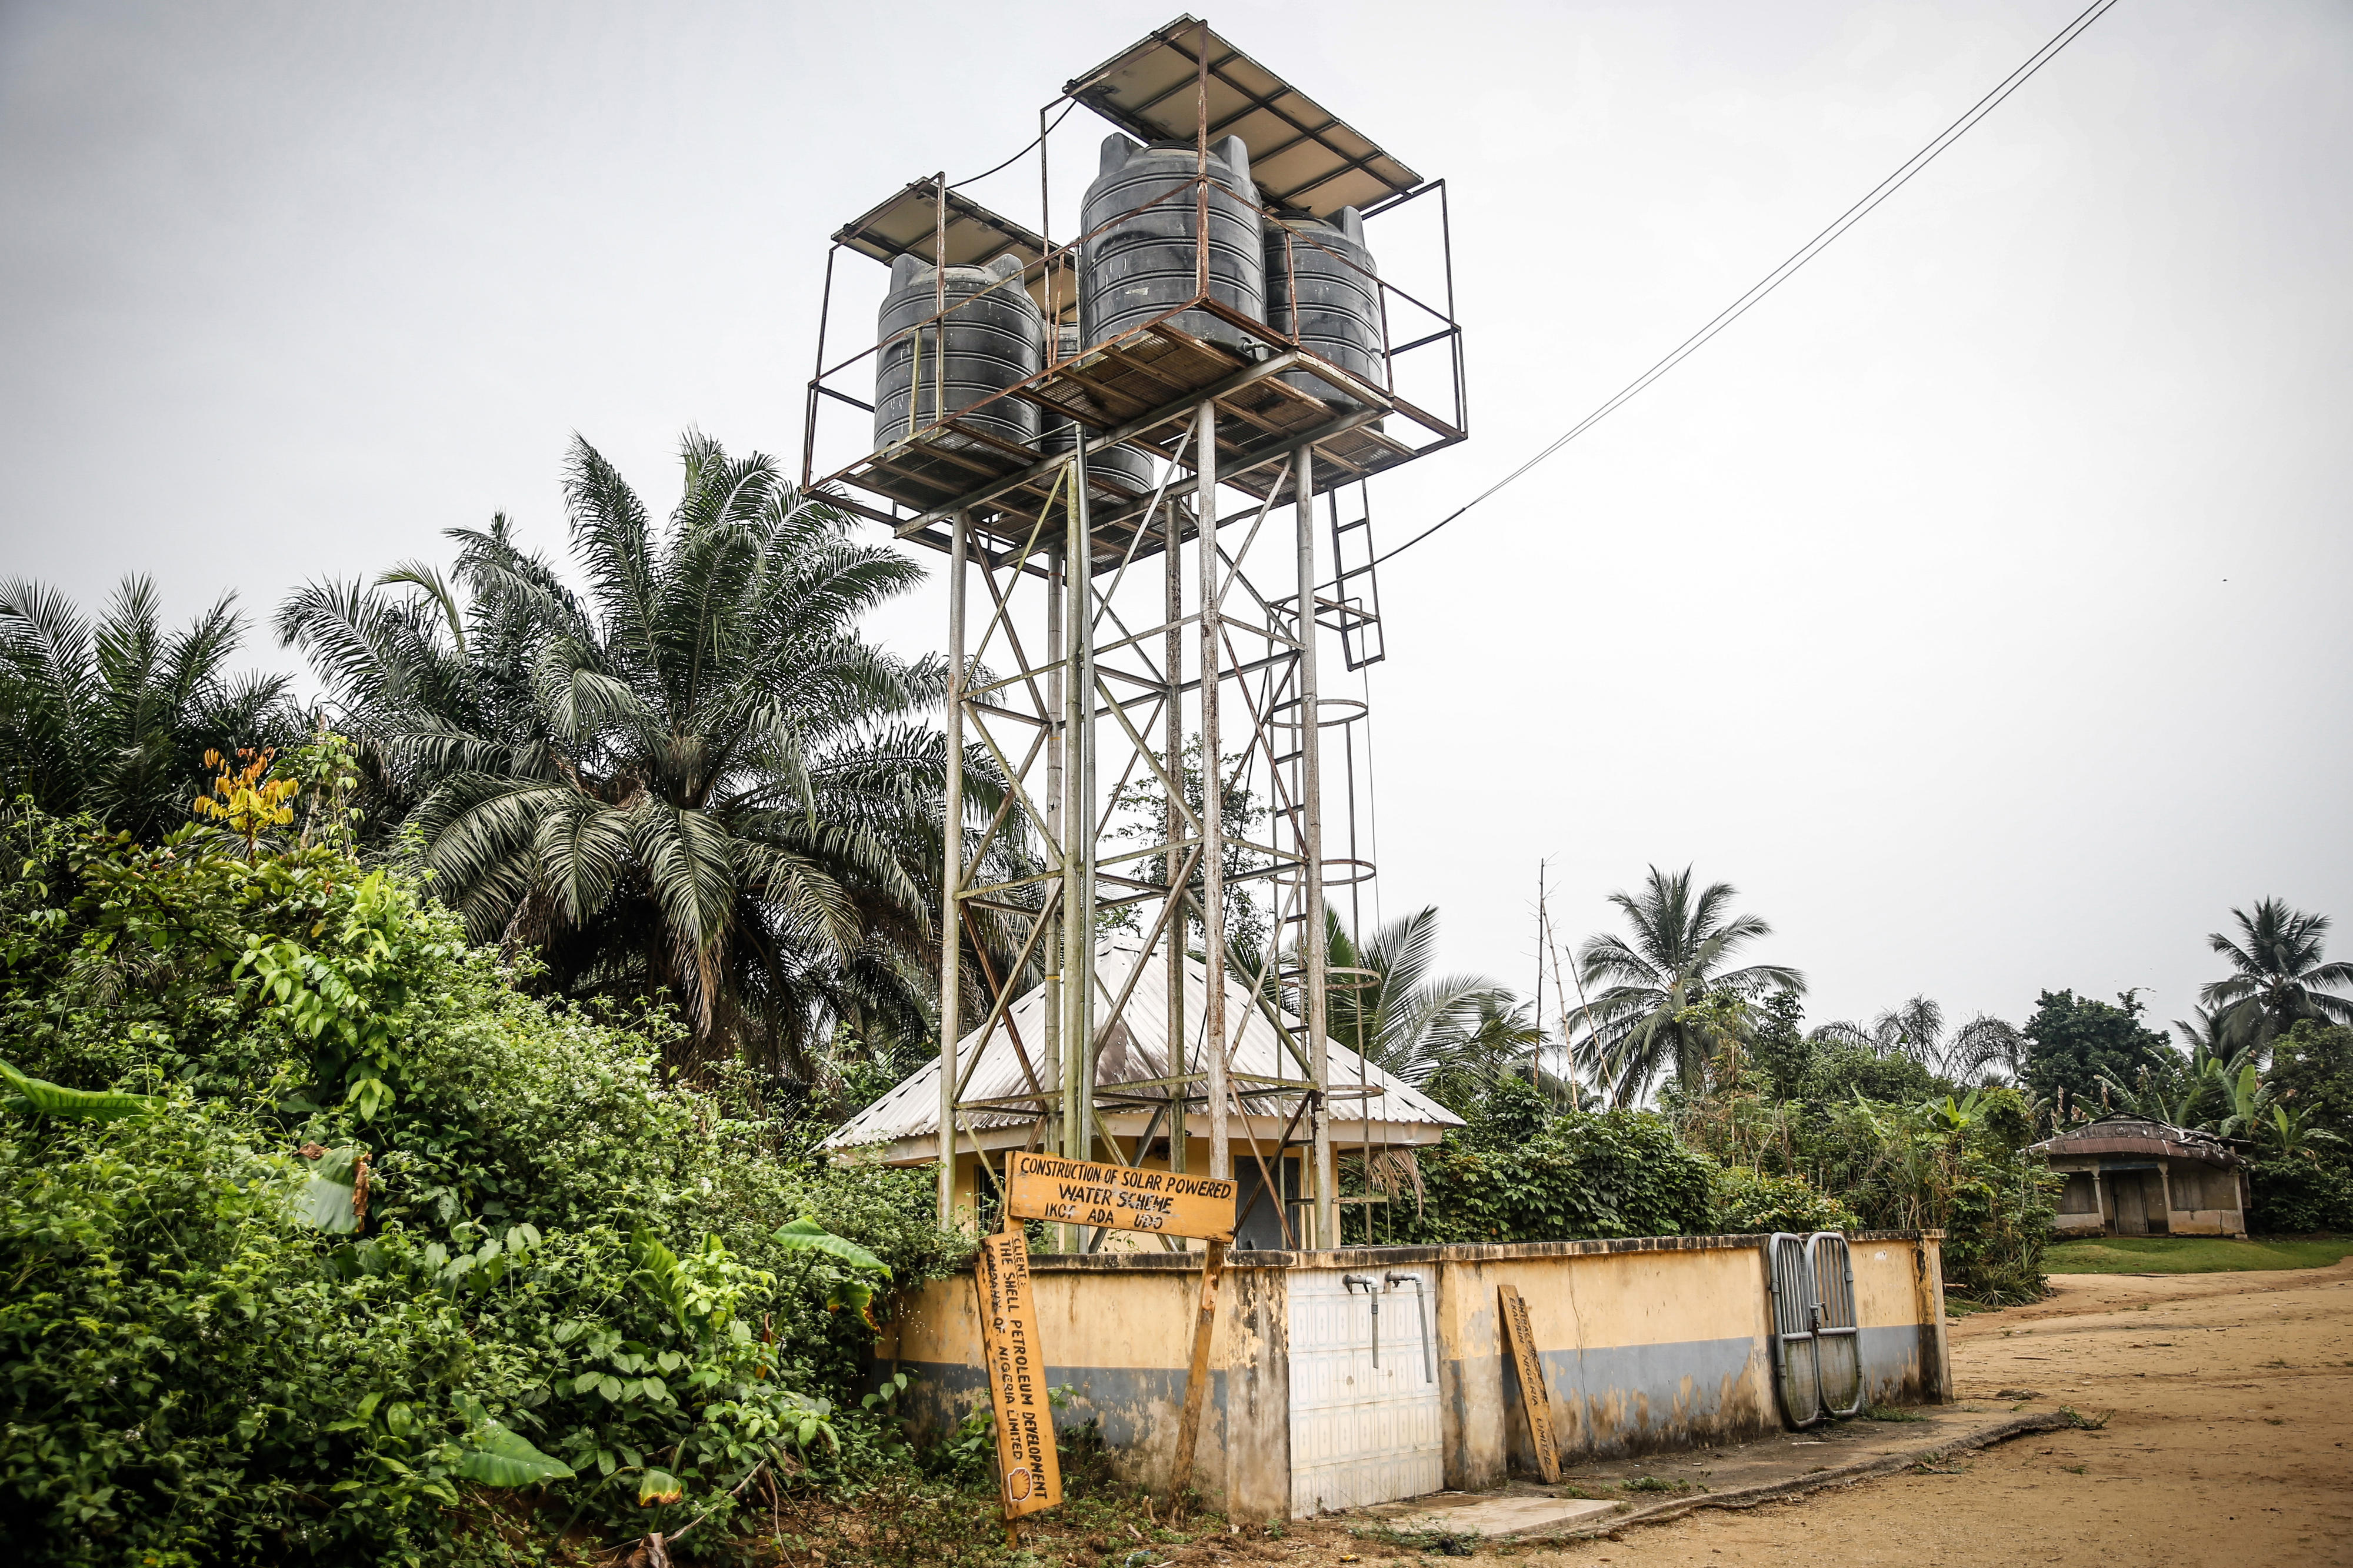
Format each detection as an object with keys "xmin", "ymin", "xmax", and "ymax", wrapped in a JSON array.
[
  {"xmin": 1768, "ymin": 1232, "xmax": 1864, "ymax": 1428},
  {"xmin": 1288, "ymin": 1267, "xmax": 1443, "ymax": 1516},
  {"xmin": 1809, "ymin": 1233, "xmax": 1864, "ymax": 1417},
  {"xmin": 1767, "ymin": 1233, "xmax": 1824, "ymax": 1428}
]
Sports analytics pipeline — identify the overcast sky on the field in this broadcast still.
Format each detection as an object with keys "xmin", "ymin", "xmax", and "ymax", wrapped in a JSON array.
[{"xmin": 4, "ymin": 0, "xmax": 2347, "ymax": 1042}]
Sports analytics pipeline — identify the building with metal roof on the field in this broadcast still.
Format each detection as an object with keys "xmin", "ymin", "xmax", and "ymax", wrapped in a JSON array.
[
  {"xmin": 821, "ymin": 937, "xmax": 1462, "ymax": 1247},
  {"xmin": 2026, "ymin": 1115, "xmax": 2250, "ymax": 1239}
]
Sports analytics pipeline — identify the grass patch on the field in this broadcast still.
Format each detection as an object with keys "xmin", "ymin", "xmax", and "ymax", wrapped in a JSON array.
[
  {"xmin": 2042, "ymin": 1235, "xmax": 2353, "ymax": 1275},
  {"xmin": 1352, "ymin": 1522, "xmax": 1481, "ymax": 1556},
  {"xmin": 1862, "ymin": 1404, "xmax": 1929, "ymax": 1423}
]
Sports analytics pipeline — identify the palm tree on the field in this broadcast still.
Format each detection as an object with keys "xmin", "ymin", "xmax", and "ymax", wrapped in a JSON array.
[
  {"xmin": 0, "ymin": 576, "xmax": 298, "ymax": 839},
  {"xmin": 1572, "ymin": 865, "xmax": 1804, "ymax": 1106},
  {"xmin": 1810, "ymin": 996, "xmax": 2025, "ymax": 1082},
  {"xmin": 1419, "ymin": 993, "xmax": 1568, "ymax": 1117},
  {"xmin": 2200, "ymin": 899, "xmax": 2353, "ymax": 1057},
  {"xmin": 278, "ymin": 431, "xmax": 991, "ymax": 1082},
  {"xmin": 1262, "ymin": 907, "xmax": 1519, "ymax": 1090},
  {"xmin": 2172, "ymin": 1005, "xmax": 2229, "ymax": 1056}
]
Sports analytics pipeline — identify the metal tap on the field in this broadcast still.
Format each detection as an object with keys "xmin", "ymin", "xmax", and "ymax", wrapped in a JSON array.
[
  {"xmin": 1342, "ymin": 1273, "xmax": 1380, "ymax": 1366},
  {"xmin": 1384, "ymin": 1272, "xmax": 1432, "ymax": 1383}
]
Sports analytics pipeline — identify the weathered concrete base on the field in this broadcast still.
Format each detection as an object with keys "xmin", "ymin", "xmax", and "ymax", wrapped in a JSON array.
[
  {"xmin": 874, "ymin": 1231, "xmax": 1955, "ymax": 1522},
  {"xmin": 1361, "ymin": 1407, "xmax": 2072, "ymax": 1541}
]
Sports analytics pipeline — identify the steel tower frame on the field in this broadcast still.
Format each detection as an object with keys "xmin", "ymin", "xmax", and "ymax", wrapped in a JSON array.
[
  {"xmin": 936, "ymin": 418, "xmax": 1341, "ymax": 1250},
  {"xmin": 798, "ymin": 16, "xmax": 1467, "ymax": 1252}
]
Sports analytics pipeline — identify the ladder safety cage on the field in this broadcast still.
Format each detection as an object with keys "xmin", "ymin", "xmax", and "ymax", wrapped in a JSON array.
[
  {"xmin": 1809, "ymin": 1232, "xmax": 1865, "ymax": 1419},
  {"xmin": 1767, "ymin": 1232, "xmax": 1825, "ymax": 1430}
]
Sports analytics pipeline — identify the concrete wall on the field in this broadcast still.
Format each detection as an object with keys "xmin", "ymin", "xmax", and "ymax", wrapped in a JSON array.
[
  {"xmin": 1848, "ymin": 1233, "xmax": 1951, "ymax": 1408},
  {"xmin": 875, "ymin": 1252, "xmax": 1295, "ymax": 1520},
  {"xmin": 874, "ymin": 1231, "xmax": 1951, "ymax": 1521},
  {"xmin": 1433, "ymin": 1238, "xmax": 1777, "ymax": 1490}
]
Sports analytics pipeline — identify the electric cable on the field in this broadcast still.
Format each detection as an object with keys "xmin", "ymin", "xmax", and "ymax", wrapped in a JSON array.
[
  {"xmin": 1374, "ymin": 0, "xmax": 2122, "ymax": 568},
  {"xmin": 950, "ymin": 101, "xmax": 1079, "ymax": 191}
]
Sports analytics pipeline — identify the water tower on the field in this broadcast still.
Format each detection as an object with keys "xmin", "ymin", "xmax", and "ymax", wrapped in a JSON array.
[{"xmin": 802, "ymin": 15, "xmax": 1467, "ymax": 1250}]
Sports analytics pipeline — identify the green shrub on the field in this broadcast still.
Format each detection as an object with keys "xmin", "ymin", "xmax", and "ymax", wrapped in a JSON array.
[
  {"xmin": 2246, "ymin": 1155, "xmax": 2353, "ymax": 1234},
  {"xmin": 1708, "ymin": 1165, "xmax": 1859, "ymax": 1235},
  {"xmin": 1355, "ymin": 1083, "xmax": 1715, "ymax": 1245},
  {"xmin": 0, "ymin": 808, "xmax": 961, "ymax": 1563}
]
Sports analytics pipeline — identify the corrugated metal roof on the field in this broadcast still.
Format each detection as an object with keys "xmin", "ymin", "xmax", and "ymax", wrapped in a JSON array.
[
  {"xmin": 2027, "ymin": 1115, "xmax": 2244, "ymax": 1169},
  {"xmin": 822, "ymin": 936, "xmax": 1462, "ymax": 1156}
]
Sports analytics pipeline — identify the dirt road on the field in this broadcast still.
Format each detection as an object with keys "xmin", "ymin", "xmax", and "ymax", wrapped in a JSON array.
[{"xmin": 1501, "ymin": 1256, "xmax": 2353, "ymax": 1568}]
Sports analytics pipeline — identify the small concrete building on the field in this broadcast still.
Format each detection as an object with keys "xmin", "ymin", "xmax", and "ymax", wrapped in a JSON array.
[
  {"xmin": 821, "ymin": 937, "xmax": 1464, "ymax": 1248},
  {"xmin": 2028, "ymin": 1115, "xmax": 2250, "ymax": 1239}
]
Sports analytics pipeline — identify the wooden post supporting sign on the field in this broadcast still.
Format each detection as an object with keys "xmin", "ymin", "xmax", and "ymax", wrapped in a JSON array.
[
  {"xmin": 1006, "ymin": 1151, "xmax": 1239, "ymax": 1506},
  {"xmin": 1167, "ymin": 1237, "xmax": 1226, "ymax": 1507},
  {"xmin": 975, "ymin": 1222, "xmax": 1062, "ymax": 1520},
  {"xmin": 1498, "ymin": 1283, "xmax": 1561, "ymax": 1482}
]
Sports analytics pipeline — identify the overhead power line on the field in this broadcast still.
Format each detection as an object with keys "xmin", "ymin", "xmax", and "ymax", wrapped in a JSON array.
[{"xmin": 1375, "ymin": 0, "xmax": 2123, "ymax": 568}]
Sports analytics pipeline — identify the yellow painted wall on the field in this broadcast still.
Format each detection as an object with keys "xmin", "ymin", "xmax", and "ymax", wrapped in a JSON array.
[{"xmin": 874, "ymin": 1233, "xmax": 1951, "ymax": 1519}]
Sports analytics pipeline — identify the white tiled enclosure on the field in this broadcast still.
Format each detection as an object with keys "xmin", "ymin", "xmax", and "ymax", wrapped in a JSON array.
[{"xmin": 1287, "ymin": 1266, "xmax": 1444, "ymax": 1515}]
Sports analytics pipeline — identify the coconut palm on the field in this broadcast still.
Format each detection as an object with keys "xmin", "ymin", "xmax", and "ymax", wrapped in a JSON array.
[
  {"xmin": 0, "ymin": 576, "xmax": 299, "ymax": 840},
  {"xmin": 1571, "ymin": 865, "xmax": 1804, "ymax": 1106},
  {"xmin": 278, "ymin": 431, "xmax": 993, "ymax": 1082},
  {"xmin": 2199, "ymin": 899, "xmax": 2353, "ymax": 1057}
]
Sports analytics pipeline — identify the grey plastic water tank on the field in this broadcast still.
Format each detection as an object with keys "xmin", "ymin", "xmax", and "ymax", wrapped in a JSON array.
[
  {"xmin": 1081, "ymin": 134, "xmax": 1266, "ymax": 358},
  {"xmin": 1042, "ymin": 323, "xmax": 1155, "ymax": 495},
  {"xmin": 1265, "ymin": 206, "xmax": 1382, "ymax": 401},
  {"xmin": 874, "ymin": 252, "xmax": 1043, "ymax": 452}
]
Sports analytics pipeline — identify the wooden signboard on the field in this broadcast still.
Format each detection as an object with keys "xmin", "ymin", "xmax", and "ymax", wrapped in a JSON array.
[
  {"xmin": 1005, "ymin": 1151, "xmax": 1238, "ymax": 1242},
  {"xmin": 974, "ymin": 1225, "xmax": 1062, "ymax": 1518},
  {"xmin": 1498, "ymin": 1283, "xmax": 1562, "ymax": 1482}
]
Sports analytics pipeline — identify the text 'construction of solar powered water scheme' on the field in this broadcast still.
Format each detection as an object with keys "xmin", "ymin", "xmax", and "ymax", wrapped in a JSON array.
[{"xmin": 808, "ymin": 15, "xmax": 1471, "ymax": 1260}]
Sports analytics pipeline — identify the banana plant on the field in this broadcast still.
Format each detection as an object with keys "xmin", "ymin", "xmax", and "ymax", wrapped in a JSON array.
[
  {"xmin": 1917, "ymin": 1087, "xmax": 1987, "ymax": 1136},
  {"xmin": 2260, "ymin": 1102, "xmax": 2345, "ymax": 1158},
  {"xmin": 2218, "ymin": 1061, "xmax": 2273, "ymax": 1139}
]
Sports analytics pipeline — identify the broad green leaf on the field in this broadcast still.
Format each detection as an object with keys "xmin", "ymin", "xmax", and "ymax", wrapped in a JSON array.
[
  {"xmin": 637, "ymin": 1469, "xmax": 683, "ymax": 1506},
  {"xmin": 292, "ymin": 1146, "xmax": 367, "ymax": 1233},
  {"xmin": 0, "ymin": 1057, "xmax": 158, "ymax": 1121},
  {"xmin": 824, "ymin": 1278, "xmax": 880, "ymax": 1330},
  {"xmin": 773, "ymin": 1217, "xmax": 890, "ymax": 1277},
  {"xmin": 346, "ymin": 1075, "xmax": 394, "ymax": 1121},
  {"xmin": 455, "ymin": 1425, "xmax": 575, "ymax": 1487}
]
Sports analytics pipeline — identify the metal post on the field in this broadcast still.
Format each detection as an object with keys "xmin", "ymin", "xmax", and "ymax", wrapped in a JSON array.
[
  {"xmin": 1069, "ymin": 441, "xmax": 1098, "ymax": 1176},
  {"xmin": 1196, "ymin": 399, "xmax": 1227, "ymax": 1182},
  {"xmin": 1062, "ymin": 466, "xmax": 1086, "ymax": 1177},
  {"xmin": 932, "ymin": 174, "xmax": 948, "ymax": 433},
  {"xmin": 938, "ymin": 513, "xmax": 968, "ymax": 1229},
  {"xmin": 1043, "ymin": 538, "xmax": 1065, "ymax": 1240},
  {"xmin": 1166, "ymin": 445, "xmax": 1189, "ymax": 1182},
  {"xmin": 1296, "ymin": 445, "xmax": 1333, "ymax": 1250}
]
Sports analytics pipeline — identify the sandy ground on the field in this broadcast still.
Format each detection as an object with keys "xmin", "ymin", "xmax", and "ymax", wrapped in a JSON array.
[{"xmin": 1241, "ymin": 1257, "xmax": 2353, "ymax": 1568}]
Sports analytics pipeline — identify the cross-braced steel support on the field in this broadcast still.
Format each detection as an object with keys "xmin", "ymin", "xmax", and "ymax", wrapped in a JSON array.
[{"xmin": 935, "ymin": 399, "xmax": 1340, "ymax": 1251}]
